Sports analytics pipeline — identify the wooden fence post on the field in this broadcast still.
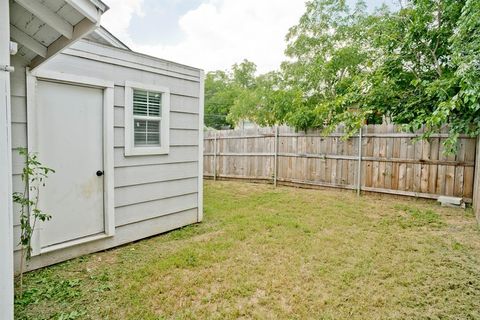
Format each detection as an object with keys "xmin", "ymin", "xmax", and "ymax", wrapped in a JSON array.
[
  {"xmin": 473, "ymin": 135, "xmax": 480, "ymax": 221},
  {"xmin": 213, "ymin": 132, "xmax": 217, "ymax": 181},
  {"xmin": 274, "ymin": 125, "xmax": 278, "ymax": 187},
  {"xmin": 357, "ymin": 127, "xmax": 363, "ymax": 196}
]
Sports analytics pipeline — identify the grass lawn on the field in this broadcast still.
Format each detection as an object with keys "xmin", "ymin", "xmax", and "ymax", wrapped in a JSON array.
[{"xmin": 15, "ymin": 180, "xmax": 480, "ymax": 319}]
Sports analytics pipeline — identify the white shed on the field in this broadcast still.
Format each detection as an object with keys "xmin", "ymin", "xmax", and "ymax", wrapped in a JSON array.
[{"xmin": 1, "ymin": 2, "xmax": 204, "ymax": 316}]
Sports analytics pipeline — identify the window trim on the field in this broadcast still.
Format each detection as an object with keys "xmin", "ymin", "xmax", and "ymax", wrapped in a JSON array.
[{"xmin": 124, "ymin": 81, "xmax": 170, "ymax": 156}]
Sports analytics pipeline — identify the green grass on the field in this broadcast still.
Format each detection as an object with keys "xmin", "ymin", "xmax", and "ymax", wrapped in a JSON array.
[{"xmin": 15, "ymin": 181, "xmax": 480, "ymax": 319}]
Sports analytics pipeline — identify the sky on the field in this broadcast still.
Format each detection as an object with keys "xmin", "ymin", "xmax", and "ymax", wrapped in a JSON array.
[{"xmin": 101, "ymin": 0, "xmax": 398, "ymax": 74}]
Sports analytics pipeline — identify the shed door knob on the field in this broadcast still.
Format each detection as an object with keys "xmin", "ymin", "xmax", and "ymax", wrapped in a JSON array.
[{"xmin": 96, "ymin": 170, "xmax": 104, "ymax": 177}]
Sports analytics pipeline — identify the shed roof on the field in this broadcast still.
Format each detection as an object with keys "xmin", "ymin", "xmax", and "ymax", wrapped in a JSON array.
[
  {"xmin": 9, "ymin": 0, "xmax": 108, "ymax": 69},
  {"xmin": 86, "ymin": 26, "xmax": 131, "ymax": 51}
]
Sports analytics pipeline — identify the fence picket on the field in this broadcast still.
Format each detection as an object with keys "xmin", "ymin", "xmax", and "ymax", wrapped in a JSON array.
[{"xmin": 204, "ymin": 125, "xmax": 476, "ymax": 202}]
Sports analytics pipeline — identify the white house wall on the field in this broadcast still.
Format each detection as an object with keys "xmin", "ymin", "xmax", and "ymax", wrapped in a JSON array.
[
  {"xmin": 1, "ymin": 1, "xmax": 14, "ymax": 317},
  {"xmin": 11, "ymin": 55, "xmax": 29, "ymax": 228},
  {"xmin": 12, "ymin": 40, "xmax": 203, "ymax": 272}
]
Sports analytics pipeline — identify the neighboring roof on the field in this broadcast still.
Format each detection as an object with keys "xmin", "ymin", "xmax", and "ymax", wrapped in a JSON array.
[
  {"xmin": 10, "ymin": 0, "xmax": 109, "ymax": 69},
  {"xmin": 86, "ymin": 26, "xmax": 131, "ymax": 51}
]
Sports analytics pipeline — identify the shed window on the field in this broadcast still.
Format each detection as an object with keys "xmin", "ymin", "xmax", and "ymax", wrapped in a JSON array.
[
  {"xmin": 125, "ymin": 82, "xmax": 170, "ymax": 156},
  {"xmin": 133, "ymin": 90, "xmax": 162, "ymax": 147}
]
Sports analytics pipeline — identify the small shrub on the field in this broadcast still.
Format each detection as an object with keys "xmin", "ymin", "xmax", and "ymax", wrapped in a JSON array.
[{"xmin": 13, "ymin": 148, "xmax": 55, "ymax": 294}]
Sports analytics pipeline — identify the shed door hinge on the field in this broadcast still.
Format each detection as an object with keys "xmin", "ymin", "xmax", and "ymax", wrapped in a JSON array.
[{"xmin": 0, "ymin": 65, "xmax": 15, "ymax": 73}]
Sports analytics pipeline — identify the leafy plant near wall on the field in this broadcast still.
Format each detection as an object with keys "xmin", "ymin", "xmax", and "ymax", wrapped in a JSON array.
[{"xmin": 13, "ymin": 148, "xmax": 55, "ymax": 294}]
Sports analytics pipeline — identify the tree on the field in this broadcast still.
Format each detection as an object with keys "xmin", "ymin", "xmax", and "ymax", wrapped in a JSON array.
[
  {"xmin": 357, "ymin": 0, "xmax": 471, "ymax": 152},
  {"xmin": 232, "ymin": 0, "xmax": 478, "ymax": 152},
  {"xmin": 232, "ymin": 59, "xmax": 257, "ymax": 89},
  {"xmin": 427, "ymin": 0, "xmax": 480, "ymax": 151},
  {"xmin": 280, "ymin": 0, "xmax": 375, "ymax": 133},
  {"xmin": 204, "ymin": 60, "xmax": 259, "ymax": 129},
  {"xmin": 204, "ymin": 71, "xmax": 235, "ymax": 129},
  {"xmin": 227, "ymin": 71, "xmax": 304, "ymax": 127}
]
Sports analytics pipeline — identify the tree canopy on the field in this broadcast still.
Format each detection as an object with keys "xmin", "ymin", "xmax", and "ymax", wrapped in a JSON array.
[
  {"xmin": 204, "ymin": 60, "xmax": 257, "ymax": 129},
  {"xmin": 204, "ymin": 0, "xmax": 480, "ymax": 152}
]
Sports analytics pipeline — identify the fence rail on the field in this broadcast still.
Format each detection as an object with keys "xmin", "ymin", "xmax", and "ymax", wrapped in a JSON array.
[{"xmin": 204, "ymin": 124, "xmax": 477, "ymax": 202}]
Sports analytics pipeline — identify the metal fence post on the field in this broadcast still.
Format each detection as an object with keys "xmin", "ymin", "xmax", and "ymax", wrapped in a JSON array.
[
  {"xmin": 357, "ymin": 126, "xmax": 363, "ymax": 196},
  {"xmin": 274, "ymin": 125, "xmax": 278, "ymax": 187},
  {"xmin": 213, "ymin": 132, "xmax": 217, "ymax": 181}
]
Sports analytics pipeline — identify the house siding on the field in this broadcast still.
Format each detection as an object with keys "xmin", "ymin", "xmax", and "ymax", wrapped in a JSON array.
[
  {"xmin": 11, "ymin": 55, "xmax": 28, "ymax": 235},
  {"xmin": 11, "ymin": 40, "xmax": 202, "ymax": 272}
]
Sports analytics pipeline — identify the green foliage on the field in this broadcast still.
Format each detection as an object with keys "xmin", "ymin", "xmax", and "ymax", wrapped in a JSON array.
[
  {"xmin": 219, "ymin": 0, "xmax": 480, "ymax": 153},
  {"xmin": 206, "ymin": 60, "xmax": 305, "ymax": 129},
  {"xmin": 227, "ymin": 71, "xmax": 307, "ymax": 128},
  {"xmin": 354, "ymin": 0, "xmax": 473, "ymax": 153},
  {"xmin": 232, "ymin": 59, "xmax": 257, "ymax": 89},
  {"xmin": 13, "ymin": 148, "xmax": 55, "ymax": 260},
  {"xmin": 204, "ymin": 70, "xmax": 236, "ymax": 129},
  {"xmin": 440, "ymin": 0, "xmax": 480, "ymax": 150},
  {"xmin": 283, "ymin": 0, "xmax": 372, "ymax": 126},
  {"xmin": 286, "ymin": 0, "xmax": 480, "ymax": 151},
  {"xmin": 15, "ymin": 266, "xmax": 85, "ymax": 320},
  {"xmin": 204, "ymin": 60, "xmax": 258, "ymax": 129},
  {"xmin": 15, "ymin": 277, "xmax": 82, "ymax": 307}
]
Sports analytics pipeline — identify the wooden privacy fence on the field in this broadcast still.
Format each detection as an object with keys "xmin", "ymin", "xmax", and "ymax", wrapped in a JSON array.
[{"xmin": 204, "ymin": 125, "xmax": 478, "ymax": 202}]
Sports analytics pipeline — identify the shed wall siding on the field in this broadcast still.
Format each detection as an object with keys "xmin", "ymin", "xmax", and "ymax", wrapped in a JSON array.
[
  {"xmin": 11, "ymin": 42, "xmax": 202, "ymax": 272},
  {"xmin": 11, "ymin": 56, "xmax": 28, "ymax": 236}
]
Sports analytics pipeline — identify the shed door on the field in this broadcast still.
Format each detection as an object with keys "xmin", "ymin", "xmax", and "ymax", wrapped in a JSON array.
[{"xmin": 36, "ymin": 80, "xmax": 105, "ymax": 248}]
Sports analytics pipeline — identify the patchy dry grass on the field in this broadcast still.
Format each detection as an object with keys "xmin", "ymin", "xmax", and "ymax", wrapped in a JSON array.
[{"xmin": 15, "ymin": 181, "xmax": 480, "ymax": 319}]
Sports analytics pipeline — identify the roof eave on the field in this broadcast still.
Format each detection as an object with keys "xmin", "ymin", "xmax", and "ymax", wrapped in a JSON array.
[{"xmin": 90, "ymin": 0, "xmax": 109, "ymax": 13}]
